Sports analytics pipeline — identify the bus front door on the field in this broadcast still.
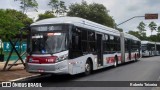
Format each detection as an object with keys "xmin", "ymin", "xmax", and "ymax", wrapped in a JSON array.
[{"xmin": 96, "ymin": 34, "xmax": 103, "ymax": 67}]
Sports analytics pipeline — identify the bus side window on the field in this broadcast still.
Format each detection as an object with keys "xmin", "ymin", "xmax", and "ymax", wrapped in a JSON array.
[
  {"xmin": 71, "ymin": 27, "xmax": 82, "ymax": 58},
  {"xmin": 103, "ymin": 34, "xmax": 109, "ymax": 52},
  {"xmin": 72, "ymin": 28, "xmax": 81, "ymax": 50},
  {"xmin": 81, "ymin": 29, "xmax": 88, "ymax": 53},
  {"xmin": 88, "ymin": 31, "xmax": 96, "ymax": 53}
]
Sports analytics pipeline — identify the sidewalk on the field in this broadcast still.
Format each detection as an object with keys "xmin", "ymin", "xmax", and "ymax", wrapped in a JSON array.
[{"xmin": 0, "ymin": 61, "xmax": 38, "ymax": 83}]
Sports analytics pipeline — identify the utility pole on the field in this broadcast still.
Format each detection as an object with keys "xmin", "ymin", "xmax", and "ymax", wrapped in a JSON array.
[
  {"xmin": 117, "ymin": 16, "xmax": 144, "ymax": 27},
  {"xmin": 117, "ymin": 13, "xmax": 158, "ymax": 27}
]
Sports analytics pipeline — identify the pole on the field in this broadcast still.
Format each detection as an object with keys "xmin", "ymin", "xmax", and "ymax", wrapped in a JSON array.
[{"xmin": 117, "ymin": 16, "xmax": 144, "ymax": 26}]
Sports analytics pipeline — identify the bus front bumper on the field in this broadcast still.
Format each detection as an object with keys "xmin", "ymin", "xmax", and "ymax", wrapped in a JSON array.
[{"xmin": 26, "ymin": 60, "xmax": 69, "ymax": 74}]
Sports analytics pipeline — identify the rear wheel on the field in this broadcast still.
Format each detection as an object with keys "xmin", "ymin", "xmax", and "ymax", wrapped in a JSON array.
[{"xmin": 84, "ymin": 60, "xmax": 92, "ymax": 75}]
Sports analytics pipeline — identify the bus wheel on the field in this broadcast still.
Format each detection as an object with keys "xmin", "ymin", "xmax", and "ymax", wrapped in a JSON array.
[
  {"xmin": 114, "ymin": 56, "xmax": 118, "ymax": 67},
  {"xmin": 84, "ymin": 60, "xmax": 92, "ymax": 75}
]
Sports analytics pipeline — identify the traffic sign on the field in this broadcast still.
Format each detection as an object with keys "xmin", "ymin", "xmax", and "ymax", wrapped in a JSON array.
[{"xmin": 145, "ymin": 14, "xmax": 158, "ymax": 19}]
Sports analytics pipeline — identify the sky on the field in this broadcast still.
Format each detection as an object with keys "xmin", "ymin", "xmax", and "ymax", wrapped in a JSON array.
[{"xmin": 0, "ymin": 0, "xmax": 160, "ymax": 36}]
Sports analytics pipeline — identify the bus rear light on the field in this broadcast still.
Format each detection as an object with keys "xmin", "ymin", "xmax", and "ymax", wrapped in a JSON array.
[{"xmin": 26, "ymin": 56, "xmax": 57, "ymax": 64}]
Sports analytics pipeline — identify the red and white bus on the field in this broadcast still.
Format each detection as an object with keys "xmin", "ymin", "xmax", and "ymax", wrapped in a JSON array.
[{"xmin": 26, "ymin": 17, "xmax": 141, "ymax": 75}]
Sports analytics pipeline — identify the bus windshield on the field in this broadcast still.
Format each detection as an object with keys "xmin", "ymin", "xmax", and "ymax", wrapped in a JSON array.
[
  {"xmin": 141, "ymin": 44, "xmax": 147, "ymax": 51},
  {"xmin": 31, "ymin": 32, "xmax": 67, "ymax": 54}
]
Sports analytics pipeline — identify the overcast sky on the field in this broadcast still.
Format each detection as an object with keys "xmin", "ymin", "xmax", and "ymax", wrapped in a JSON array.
[{"xmin": 0, "ymin": 0, "xmax": 160, "ymax": 36}]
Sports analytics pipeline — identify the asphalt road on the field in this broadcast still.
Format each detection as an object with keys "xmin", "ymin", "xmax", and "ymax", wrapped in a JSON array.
[{"xmin": 1, "ymin": 56, "xmax": 160, "ymax": 90}]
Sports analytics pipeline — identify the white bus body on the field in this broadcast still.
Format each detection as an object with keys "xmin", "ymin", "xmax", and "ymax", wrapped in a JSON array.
[
  {"xmin": 141, "ymin": 41, "xmax": 160, "ymax": 56},
  {"xmin": 26, "ymin": 17, "xmax": 141, "ymax": 75},
  {"xmin": 155, "ymin": 42, "xmax": 160, "ymax": 55}
]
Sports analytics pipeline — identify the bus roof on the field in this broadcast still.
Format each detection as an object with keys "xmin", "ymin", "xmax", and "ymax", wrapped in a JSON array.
[
  {"xmin": 31, "ymin": 17, "xmax": 120, "ymax": 36},
  {"xmin": 31, "ymin": 17, "xmax": 140, "ymax": 41},
  {"xmin": 141, "ymin": 41, "xmax": 155, "ymax": 44},
  {"xmin": 123, "ymin": 33, "xmax": 140, "ymax": 41},
  {"xmin": 155, "ymin": 42, "xmax": 160, "ymax": 45}
]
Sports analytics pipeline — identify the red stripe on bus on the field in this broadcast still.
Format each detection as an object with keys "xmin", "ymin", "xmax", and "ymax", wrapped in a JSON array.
[{"xmin": 27, "ymin": 56, "xmax": 57, "ymax": 64}]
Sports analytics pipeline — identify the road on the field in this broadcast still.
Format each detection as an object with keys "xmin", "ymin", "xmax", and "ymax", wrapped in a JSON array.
[{"xmin": 1, "ymin": 56, "xmax": 160, "ymax": 90}]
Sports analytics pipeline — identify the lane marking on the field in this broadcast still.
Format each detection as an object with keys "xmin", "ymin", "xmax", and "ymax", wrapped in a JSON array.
[{"xmin": 9, "ymin": 74, "xmax": 40, "ymax": 82}]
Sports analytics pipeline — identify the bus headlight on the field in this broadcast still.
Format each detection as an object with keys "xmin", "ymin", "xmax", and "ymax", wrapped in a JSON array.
[{"xmin": 56, "ymin": 54, "xmax": 68, "ymax": 62}]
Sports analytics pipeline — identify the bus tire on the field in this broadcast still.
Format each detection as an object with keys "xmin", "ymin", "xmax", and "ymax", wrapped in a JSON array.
[
  {"xmin": 114, "ymin": 56, "xmax": 118, "ymax": 67},
  {"xmin": 84, "ymin": 60, "xmax": 92, "ymax": 75}
]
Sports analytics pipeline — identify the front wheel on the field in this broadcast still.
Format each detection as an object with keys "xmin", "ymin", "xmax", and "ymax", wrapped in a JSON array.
[{"xmin": 84, "ymin": 60, "xmax": 92, "ymax": 75}]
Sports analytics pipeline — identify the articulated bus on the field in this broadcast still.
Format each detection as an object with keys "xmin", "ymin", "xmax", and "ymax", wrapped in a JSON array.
[
  {"xmin": 141, "ymin": 41, "xmax": 160, "ymax": 56},
  {"xmin": 26, "ymin": 17, "xmax": 141, "ymax": 75},
  {"xmin": 156, "ymin": 42, "xmax": 160, "ymax": 55},
  {"xmin": 141, "ymin": 41, "xmax": 155, "ymax": 56}
]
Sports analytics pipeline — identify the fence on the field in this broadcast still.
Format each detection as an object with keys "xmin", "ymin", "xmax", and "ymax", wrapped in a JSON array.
[{"xmin": 2, "ymin": 42, "xmax": 27, "ymax": 60}]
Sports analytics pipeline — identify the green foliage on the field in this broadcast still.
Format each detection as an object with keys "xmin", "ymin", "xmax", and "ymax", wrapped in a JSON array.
[
  {"xmin": 128, "ymin": 31, "xmax": 141, "ymax": 39},
  {"xmin": 14, "ymin": 0, "xmax": 38, "ymax": 13},
  {"xmin": 48, "ymin": 0, "xmax": 67, "ymax": 16},
  {"xmin": 128, "ymin": 31, "xmax": 147, "ymax": 40},
  {"xmin": 36, "ymin": 11, "xmax": 55, "ymax": 21},
  {"xmin": 115, "ymin": 25, "xmax": 123, "ymax": 32},
  {"xmin": 67, "ymin": 1, "xmax": 115, "ymax": 28},
  {"xmin": 148, "ymin": 21, "xmax": 157, "ymax": 35},
  {"xmin": 48, "ymin": 0, "xmax": 59, "ymax": 12},
  {"xmin": 137, "ymin": 21, "xmax": 146, "ymax": 34},
  {"xmin": 137, "ymin": 21, "xmax": 147, "ymax": 38},
  {"xmin": 117, "ymin": 28, "xmax": 123, "ymax": 32},
  {"xmin": 157, "ymin": 26, "xmax": 160, "ymax": 33},
  {"xmin": 0, "ymin": 9, "xmax": 33, "ymax": 40},
  {"xmin": 148, "ymin": 35, "xmax": 160, "ymax": 42}
]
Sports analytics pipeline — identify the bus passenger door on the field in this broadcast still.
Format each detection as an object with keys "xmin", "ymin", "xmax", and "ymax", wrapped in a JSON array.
[{"xmin": 96, "ymin": 34, "xmax": 103, "ymax": 67}]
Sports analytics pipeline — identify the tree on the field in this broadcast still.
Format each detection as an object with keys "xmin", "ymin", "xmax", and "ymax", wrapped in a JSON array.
[
  {"xmin": 128, "ymin": 31, "xmax": 141, "ymax": 39},
  {"xmin": 137, "ymin": 21, "xmax": 146, "ymax": 36},
  {"xmin": 157, "ymin": 26, "xmax": 160, "ymax": 34},
  {"xmin": 148, "ymin": 21, "xmax": 157, "ymax": 35},
  {"xmin": 58, "ymin": 1, "xmax": 67, "ymax": 16},
  {"xmin": 36, "ymin": 11, "xmax": 55, "ymax": 21},
  {"xmin": 128, "ymin": 31, "xmax": 147, "ymax": 40},
  {"xmin": 149, "ymin": 35, "xmax": 158, "ymax": 42},
  {"xmin": 0, "ymin": 9, "xmax": 33, "ymax": 40},
  {"xmin": 116, "ymin": 28, "xmax": 123, "ymax": 32},
  {"xmin": 115, "ymin": 26, "xmax": 123, "ymax": 32},
  {"xmin": 67, "ymin": 1, "xmax": 115, "ymax": 28},
  {"xmin": 48, "ymin": 0, "xmax": 67, "ymax": 17},
  {"xmin": 48, "ymin": 0, "xmax": 58, "ymax": 13},
  {"xmin": 14, "ymin": 0, "xmax": 38, "ymax": 14}
]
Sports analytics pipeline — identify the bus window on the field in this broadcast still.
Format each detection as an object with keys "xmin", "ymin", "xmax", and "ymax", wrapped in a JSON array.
[
  {"xmin": 81, "ymin": 29, "xmax": 88, "ymax": 53},
  {"xmin": 70, "ymin": 27, "xmax": 83, "ymax": 58},
  {"xmin": 82, "ymin": 29, "xmax": 87, "ymax": 40},
  {"xmin": 88, "ymin": 31, "xmax": 96, "ymax": 52},
  {"xmin": 72, "ymin": 28, "xmax": 81, "ymax": 51}
]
